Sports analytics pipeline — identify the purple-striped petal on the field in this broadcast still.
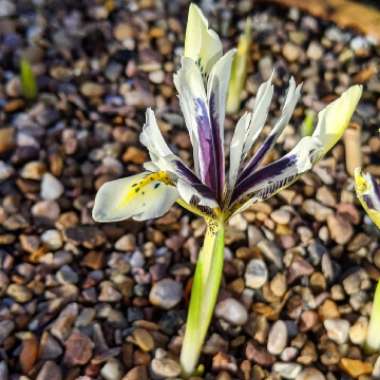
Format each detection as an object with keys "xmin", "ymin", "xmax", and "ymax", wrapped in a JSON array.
[
  {"xmin": 237, "ymin": 77, "xmax": 302, "ymax": 184},
  {"xmin": 230, "ymin": 136, "xmax": 322, "ymax": 214}
]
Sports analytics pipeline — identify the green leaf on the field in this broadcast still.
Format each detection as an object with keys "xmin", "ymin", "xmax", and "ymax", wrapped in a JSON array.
[
  {"xmin": 226, "ymin": 18, "xmax": 252, "ymax": 114},
  {"xmin": 180, "ymin": 220, "xmax": 225, "ymax": 376},
  {"xmin": 20, "ymin": 58, "xmax": 37, "ymax": 101},
  {"xmin": 366, "ymin": 279, "xmax": 380, "ymax": 353}
]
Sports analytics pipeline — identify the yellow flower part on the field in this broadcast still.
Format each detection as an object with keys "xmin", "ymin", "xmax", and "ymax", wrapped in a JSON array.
[
  {"xmin": 354, "ymin": 168, "xmax": 380, "ymax": 229},
  {"xmin": 313, "ymin": 85, "xmax": 363, "ymax": 157},
  {"xmin": 184, "ymin": 3, "xmax": 223, "ymax": 74}
]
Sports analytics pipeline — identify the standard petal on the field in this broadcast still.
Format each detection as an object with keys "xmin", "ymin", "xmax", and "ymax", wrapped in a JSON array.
[
  {"xmin": 230, "ymin": 136, "xmax": 322, "ymax": 215},
  {"xmin": 92, "ymin": 172, "xmax": 178, "ymax": 222},
  {"xmin": 228, "ymin": 74, "xmax": 274, "ymax": 190},
  {"xmin": 206, "ymin": 49, "xmax": 236, "ymax": 199},
  {"xmin": 174, "ymin": 57, "xmax": 222, "ymax": 198},
  {"xmin": 312, "ymin": 85, "xmax": 363, "ymax": 158},
  {"xmin": 184, "ymin": 3, "xmax": 223, "ymax": 74},
  {"xmin": 238, "ymin": 77, "xmax": 302, "ymax": 182},
  {"xmin": 354, "ymin": 168, "xmax": 380, "ymax": 229}
]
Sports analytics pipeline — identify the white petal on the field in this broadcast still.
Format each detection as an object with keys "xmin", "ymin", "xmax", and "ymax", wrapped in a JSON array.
[
  {"xmin": 140, "ymin": 108, "xmax": 172, "ymax": 158},
  {"xmin": 92, "ymin": 172, "xmax": 178, "ymax": 222},
  {"xmin": 177, "ymin": 179, "xmax": 219, "ymax": 209},
  {"xmin": 312, "ymin": 85, "xmax": 362, "ymax": 158},
  {"xmin": 207, "ymin": 49, "xmax": 236, "ymax": 144},
  {"xmin": 184, "ymin": 3, "xmax": 223, "ymax": 74},
  {"xmin": 228, "ymin": 112, "xmax": 251, "ymax": 187}
]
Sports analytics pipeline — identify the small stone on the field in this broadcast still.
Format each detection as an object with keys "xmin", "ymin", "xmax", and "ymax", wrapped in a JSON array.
[
  {"xmin": 245, "ymin": 341, "xmax": 275, "ymax": 366},
  {"xmin": 100, "ymin": 359, "xmax": 123, "ymax": 380},
  {"xmin": 288, "ymin": 257, "xmax": 314, "ymax": 283},
  {"xmin": 149, "ymin": 71, "xmax": 165, "ymax": 84},
  {"xmin": 36, "ymin": 361, "xmax": 62, "ymax": 380},
  {"xmin": 41, "ymin": 229, "xmax": 62, "ymax": 250},
  {"xmin": 122, "ymin": 366, "xmax": 148, "ymax": 380},
  {"xmin": 64, "ymin": 330, "xmax": 94, "ymax": 366},
  {"xmin": 99, "ymin": 281, "xmax": 122, "ymax": 302},
  {"xmin": 349, "ymin": 317, "xmax": 368, "ymax": 345},
  {"xmin": 245, "ymin": 259, "xmax": 268, "ymax": 289},
  {"xmin": 296, "ymin": 368, "xmax": 325, "ymax": 380},
  {"xmin": 130, "ymin": 328, "xmax": 155, "ymax": 352},
  {"xmin": 270, "ymin": 273, "xmax": 287, "ymax": 297},
  {"xmin": 115, "ymin": 234, "xmax": 136, "ymax": 251},
  {"xmin": 6, "ymin": 284, "xmax": 32, "ymax": 303},
  {"xmin": 0, "ymin": 320, "xmax": 14, "ymax": 344},
  {"xmin": 306, "ymin": 41, "xmax": 323, "ymax": 60},
  {"xmin": 340, "ymin": 358, "xmax": 372, "ymax": 377},
  {"xmin": 32, "ymin": 200, "xmax": 60, "ymax": 221},
  {"xmin": 373, "ymin": 356, "xmax": 380, "ymax": 378},
  {"xmin": 19, "ymin": 336, "xmax": 38, "ymax": 373},
  {"xmin": 57, "ymin": 265, "xmax": 79, "ymax": 284},
  {"xmin": 215, "ymin": 298, "xmax": 248, "ymax": 326},
  {"xmin": 41, "ymin": 173, "xmax": 64, "ymax": 200},
  {"xmin": 273, "ymin": 362, "xmax": 302, "ymax": 379},
  {"xmin": 21, "ymin": 161, "xmax": 46, "ymax": 180},
  {"xmin": 151, "ymin": 358, "xmax": 181, "ymax": 378},
  {"xmin": 0, "ymin": 127, "xmax": 14, "ymax": 154},
  {"xmin": 267, "ymin": 320, "xmax": 288, "ymax": 355},
  {"xmin": 271, "ymin": 209, "xmax": 291, "ymax": 224},
  {"xmin": 149, "ymin": 278, "xmax": 182, "ymax": 310},
  {"xmin": 81, "ymin": 82, "xmax": 105, "ymax": 97},
  {"xmin": 122, "ymin": 146, "xmax": 147, "ymax": 165},
  {"xmin": 0, "ymin": 161, "xmax": 14, "ymax": 181},
  {"xmin": 39, "ymin": 332, "xmax": 63, "ymax": 360},
  {"xmin": 281, "ymin": 347, "xmax": 298, "ymax": 362},
  {"xmin": 282, "ymin": 43, "xmax": 301, "ymax": 62},
  {"xmin": 0, "ymin": 0, "xmax": 15, "ymax": 17},
  {"xmin": 0, "ymin": 362, "xmax": 8, "ymax": 380},
  {"xmin": 324, "ymin": 319, "xmax": 350, "ymax": 344},
  {"xmin": 327, "ymin": 214, "xmax": 353, "ymax": 245}
]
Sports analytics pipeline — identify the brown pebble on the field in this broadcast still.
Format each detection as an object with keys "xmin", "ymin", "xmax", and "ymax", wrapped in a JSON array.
[
  {"xmin": 19, "ymin": 336, "xmax": 38, "ymax": 374},
  {"xmin": 122, "ymin": 366, "xmax": 148, "ymax": 380},
  {"xmin": 64, "ymin": 330, "xmax": 94, "ymax": 366}
]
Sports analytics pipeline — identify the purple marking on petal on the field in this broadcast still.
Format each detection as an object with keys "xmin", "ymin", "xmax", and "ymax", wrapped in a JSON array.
[
  {"xmin": 194, "ymin": 97, "xmax": 222, "ymax": 200},
  {"xmin": 231, "ymin": 154, "xmax": 298, "ymax": 204},
  {"xmin": 175, "ymin": 160, "xmax": 217, "ymax": 201},
  {"xmin": 370, "ymin": 174, "xmax": 380, "ymax": 205},
  {"xmin": 364, "ymin": 194, "xmax": 375, "ymax": 210},
  {"xmin": 209, "ymin": 91, "xmax": 225, "ymax": 201},
  {"xmin": 237, "ymin": 133, "xmax": 277, "ymax": 183}
]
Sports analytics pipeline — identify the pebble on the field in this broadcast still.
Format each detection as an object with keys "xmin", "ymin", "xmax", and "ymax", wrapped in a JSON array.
[
  {"xmin": 36, "ymin": 361, "xmax": 62, "ymax": 380},
  {"xmin": 327, "ymin": 214, "xmax": 353, "ymax": 245},
  {"xmin": 64, "ymin": 330, "xmax": 94, "ymax": 366},
  {"xmin": 373, "ymin": 356, "xmax": 380, "ymax": 378},
  {"xmin": 41, "ymin": 229, "xmax": 62, "ymax": 250},
  {"xmin": 41, "ymin": 173, "xmax": 64, "ymax": 200},
  {"xmin": 151, "ymin": 358, "xmax": 181, "ymax": 378},
  {"xmin": 245, "ymin": 341, "xmax": 274, "ymax": 366},
  {"xmin": 282, "ymin": 43, "xmax": 301, "ymax": 62},
  {"xmin": 0, "ymin": 362, "xmax": 8, "ymax": 380},
  {"xmin": 32, "ymin": 200, "xmax": 60, "ymax": 221},
  {"xmin": 100, "ymin": 359, "xmax": 123, "ymax": 380},
  {"xmin": 340, "ymin": 358, "xmax": 373, "ymax": 377},
  {"xmin": 324, "ymin": 319, "xmax": 350, "ymax": 344},
  {"xmin": 130, "ymin": 328, "xmax": 155, "ymax": 352},
  {"xmin": 149, "ymin": 278, "xmax": 182, "ymax": 310},
  {"xmin": 245, "ymin": 259, "xmax": 268, "ymax": 289},
  {"xmin": 349, "ymin": 317, "xmax": 368, "ymax": 345},
  {"xmin": 6, "ymin": 284, "xmax": 33, "ymax": 303},
  {"xmin": 57, "ymin": 265, "xmax": 79, "ymax": 284},
  {"xmin": 267, "ymin": 320, "xmax": 288, "ymax": 355},
  {"xmin": 122, "ymin": 366, "xmax": 148, "ymax": 380},
  {"xmin": 0, "ymin": 0, "xmax": 15, "ymax": 17},
  {"xmin": 296, "ymin": 368, "xmax": 325, "ymax": 380},
  {"xmin": 39, "ymin": 332, "xmax": 63, "ymax": 360},
  {"xmin": 270, "ymin": 273, "xmax": 287, "ymax": 297},
  {"xmin": 0, "ymin": 161, "xmax": 14, "ymax": 181},
  {"xmin": 115, "ymin": 234, "xmax": 136, "ymax": 251},
  {"xmin": 215, "ymin": 298, "xmax": 248, "ymax": 326},
  {"xmin": 307, "ymin": 41, "xmax": 323, "ymax": 60},
  {"xmin": 0, "ymin": 320, "xmax": 14, "ymax": 344},
  {"xmin": 81, "ymin": 82, "xmax": 105, "ymax": 97},
  {"xmin": 271, "ymin": 209, "xmax": 291, "ymax": 224},
  {"xmin": 273, "ymin": 362, "xmax": 302, "ymax": 379}
]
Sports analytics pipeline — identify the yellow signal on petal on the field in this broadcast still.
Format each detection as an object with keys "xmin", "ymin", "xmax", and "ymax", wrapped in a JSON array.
[
  {"xmin": 92, "ymin": 171, "xmax": 178, "ymax": 223},
  {"xmin": 354, "ymin": 168, "xmax": 380, "ymax": 229},
  {"xmin": 184, "ymin": 3, "xmax": 223, "ymax": 74}
]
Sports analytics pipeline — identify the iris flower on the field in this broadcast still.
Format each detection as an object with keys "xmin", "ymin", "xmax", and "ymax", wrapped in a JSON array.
[{"xmin": 93, "ymin": 4, "xmax": 362, "ymax": 376}]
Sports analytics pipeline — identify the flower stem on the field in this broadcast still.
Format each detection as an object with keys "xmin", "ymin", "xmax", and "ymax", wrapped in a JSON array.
[{"xmin": 180, "ymin": 219, "xmax": 225, "ymax": 376}]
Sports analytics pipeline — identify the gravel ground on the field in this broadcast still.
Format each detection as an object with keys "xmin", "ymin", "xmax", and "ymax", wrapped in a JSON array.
[{"xmin": 0, "ymin": 1, "xmax": 380, "ymax": 379}]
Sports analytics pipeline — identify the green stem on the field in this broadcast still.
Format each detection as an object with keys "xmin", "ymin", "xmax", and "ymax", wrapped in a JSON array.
[
  {"xmin": 180, "ymin": 219, "xmax": 225, "ymax": 377},
  {"xmin": 365, "ymin": 279, "xmax": 380, "ymax": 353}
]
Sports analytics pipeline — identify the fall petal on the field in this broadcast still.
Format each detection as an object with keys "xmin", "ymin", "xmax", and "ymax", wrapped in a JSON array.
[{"xmin": 92, "ymin": 172, "xmax": 178, "ymax": 222}]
